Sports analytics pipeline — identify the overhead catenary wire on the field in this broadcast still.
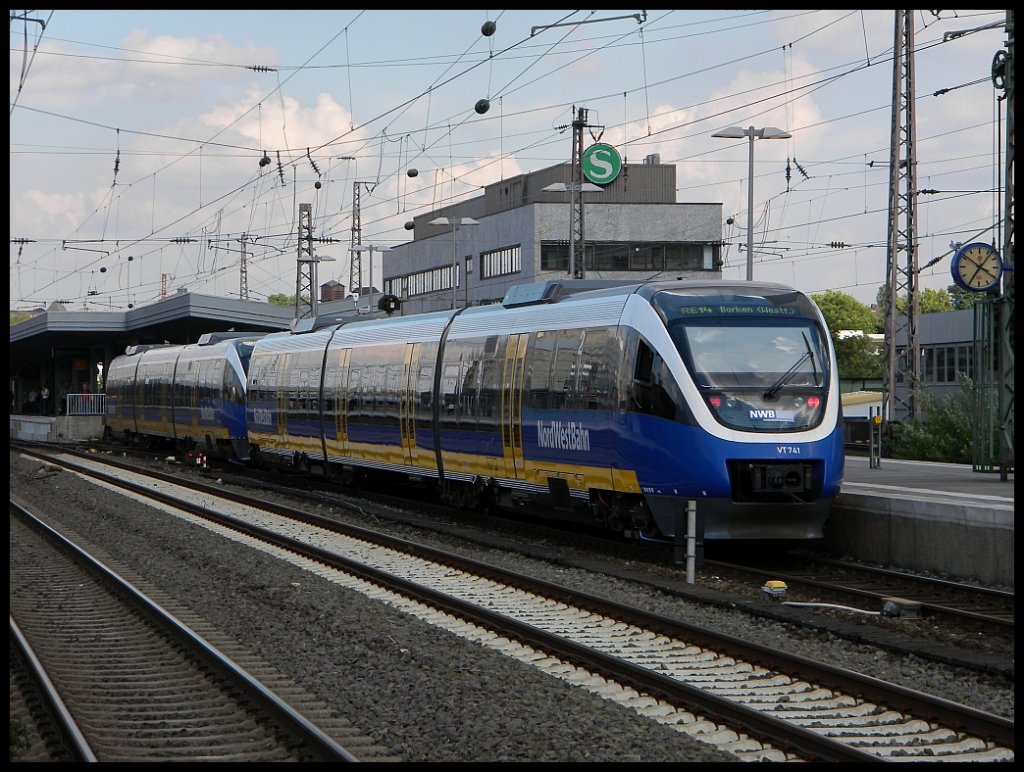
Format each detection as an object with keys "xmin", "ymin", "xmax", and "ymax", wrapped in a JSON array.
[{"xmin": 9, "ymin": 10, "xmax": 1005, "ymax": 308}]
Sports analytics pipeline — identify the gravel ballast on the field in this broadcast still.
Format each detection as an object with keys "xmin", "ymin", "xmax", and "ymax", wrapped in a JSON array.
[{"xmin": 9, "ymin": 451, "xmax": 1013, "ymax": 762}]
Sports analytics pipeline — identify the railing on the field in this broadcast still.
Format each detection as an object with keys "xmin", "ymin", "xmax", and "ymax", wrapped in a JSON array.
[{"xmin": 66, "ymin": 393, "xmax": 105, "ymax": 416}]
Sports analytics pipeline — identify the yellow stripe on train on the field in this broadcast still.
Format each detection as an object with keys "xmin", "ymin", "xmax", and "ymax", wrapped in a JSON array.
[{"xmin": 253, "ymin": 435, "xmax": 642, "ymax": 495}]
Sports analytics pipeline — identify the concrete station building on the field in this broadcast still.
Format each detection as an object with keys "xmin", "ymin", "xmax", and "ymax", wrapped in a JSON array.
[{"xmin": 383, "ymin": 157, "xmax": 723, "ymax": 315}]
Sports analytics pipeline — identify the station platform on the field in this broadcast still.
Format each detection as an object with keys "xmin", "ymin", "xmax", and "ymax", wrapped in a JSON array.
[{"xmin": 827, "ymin": 456, "xmax": 1014, "ymax": 588}]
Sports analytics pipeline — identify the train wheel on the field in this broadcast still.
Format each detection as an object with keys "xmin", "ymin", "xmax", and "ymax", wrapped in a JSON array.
[{"xmin": 249, "ymin": 446, "xmax": 267, "ymax": 470}]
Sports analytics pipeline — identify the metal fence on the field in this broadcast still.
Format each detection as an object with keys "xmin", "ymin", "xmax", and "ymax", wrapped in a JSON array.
[{"xmin": 66, "ymin": 393, "xmax": 105, "ymax": 416}]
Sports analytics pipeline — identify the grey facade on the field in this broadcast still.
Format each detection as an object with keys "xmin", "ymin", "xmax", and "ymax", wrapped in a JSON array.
[
  {"xmin": 384, "ymin": 162, "xmax": 723, "ymax": 315},
  {"xmin": 892, "ymin": 308, "xmax": 976, "ymax": 421}
]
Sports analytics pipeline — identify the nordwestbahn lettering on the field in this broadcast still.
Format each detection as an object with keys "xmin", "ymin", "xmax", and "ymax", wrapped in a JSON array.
[{"xmin": 536, "ymin": 420, "xmax": 591, "ymax": 451}]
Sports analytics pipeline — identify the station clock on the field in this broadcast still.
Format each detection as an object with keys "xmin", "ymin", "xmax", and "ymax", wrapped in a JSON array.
[{"xmin": 951, "ymin": 242, "xmax": 1002, "ymax": 293}]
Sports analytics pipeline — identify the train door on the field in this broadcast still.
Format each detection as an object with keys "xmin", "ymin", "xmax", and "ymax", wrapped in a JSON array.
[
  {"xmin": 278, "ymin": 352, "xmax": 292, "ymax": 440},
  {"xmin": 329, "ymin": 347, "xmax": 352, "ymax": 459},
  {"xmin": 399, "ymin": 343, "xmax": 420, "ymax": 468},
  {"xmin": 500, "ymin": 333, "xmax": 528, "ymax": 480}
]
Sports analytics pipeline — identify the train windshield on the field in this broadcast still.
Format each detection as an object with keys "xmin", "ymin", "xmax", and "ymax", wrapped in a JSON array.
[{"xmin": 654, "ymin": 289, "xmax": 829, "ymax": 431}]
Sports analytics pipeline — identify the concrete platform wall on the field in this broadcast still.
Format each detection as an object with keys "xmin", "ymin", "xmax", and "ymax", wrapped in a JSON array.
[
  {"xmin": 825, "ymin": 496, "xmax": 1014, "ymax": 588},
  {"xmin": 10, "ymin": 415, "xmax": 105, "ymax": 443}
]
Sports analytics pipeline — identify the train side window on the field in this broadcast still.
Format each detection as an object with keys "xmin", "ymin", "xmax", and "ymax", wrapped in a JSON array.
[
  {"xmin": 478, "ymin": 349, "xmax": 504, "ymax": 431},
  {"xmin": 440, "ymin": 362, "xmax": 460, "ymax": 429},
  {"xmin": 550, "ymin": 329, "xmax": 582, "ymax": 409},
  {"xmin": 525, "ymin": 330, "xmax": 554, "ymax": 410},
  {"xmin": 384, "ymin": 363, "xmax": 403, "ymax": 422},
  {"xmin": 649, "ymin": 353, "xmax": 683, "ymax": 421},
  {"xmin": 348, "ymin": 369, "xmax": 362, "ymax": 415},
  {"xmin": 634, "ymin": 339, "xmax": 654, "ymax": 383},
  {"xmin": 417, "ymin": 363, "xmax": 434, "ymax": 411},
  {"xmin": 627, "ymin": 339, "xmax": 688, "ymax": 422},
  {"xmin": 322, "ymin": 364, "xmax": 338, "ymax": 414},
  {"xmin": 579, "ymin": 328, "xmax": 612, "ymax": 410},
  {"xmin": 630, "ymin": 339, "xmax": 655, "ymax": 413}
]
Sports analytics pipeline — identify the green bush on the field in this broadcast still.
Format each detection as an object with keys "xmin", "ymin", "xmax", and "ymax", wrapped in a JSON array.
[{"xmin": 888, "ymin": 375, "xmax": 979, "ymax": 463}]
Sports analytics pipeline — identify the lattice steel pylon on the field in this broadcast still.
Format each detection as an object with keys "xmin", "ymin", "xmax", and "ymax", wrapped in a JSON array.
[
  {"xmin": 882, "ymin": 10, "xmax": 921, "ymax": 423},
  {"xmin": 349, "ymin": 181, "xmax": 363, "ymax": 295},
  {"xmin": 294, "ymin": 203, "xmax": 316, "ymax": 320},
  {"xmin": 239, "ymin": 233, "xmax": 249, "ymax": 301},
  {"xmin": 570, "ymin": 106, "xmax": 587, "ymax": 279},
  {"xmin": 349, "ymin": 181, "xmax": 375, "ymax": 297}
]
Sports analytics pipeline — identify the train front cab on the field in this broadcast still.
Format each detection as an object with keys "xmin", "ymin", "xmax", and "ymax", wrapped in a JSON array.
[
  {"xmin": 635, "ymin": 283, "xmax": 845, "ymax": 540},
  {"xmin": 174, "ymin": 335, "xmax": 256, "ymax": 460}
]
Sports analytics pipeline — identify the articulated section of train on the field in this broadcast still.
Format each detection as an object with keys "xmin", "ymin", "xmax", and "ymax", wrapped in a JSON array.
[{"xmin": 105, "ymin": 279, "xmax": 844, "ymax": 540}]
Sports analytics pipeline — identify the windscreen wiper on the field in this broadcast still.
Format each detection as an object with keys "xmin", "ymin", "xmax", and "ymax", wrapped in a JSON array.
[{"xmin": 763, "ymin": 332, "xmax": 817, "ymax": 400}]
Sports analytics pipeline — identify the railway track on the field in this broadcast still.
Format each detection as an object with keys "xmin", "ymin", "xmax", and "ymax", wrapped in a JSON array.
[
  {"xmin": 19, "ymin": 441, "xmax": 1015, "ymax": 668},
  {"xmin": 9, "ymin": 499, "xmax": 387, "ymax": 763},
  {"xmin": 13, "ymin": 446, "xmax": 1014, "ymax": 762},
  {"xmin": 706, "ymin": 553, "xmax": 1014, "ymax": 632}
]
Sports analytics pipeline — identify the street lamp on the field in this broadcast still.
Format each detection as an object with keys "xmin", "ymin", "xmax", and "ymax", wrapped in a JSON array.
[
  {"xmin": 351, "ymin": 243, "xmax": 391, "ymax": 313},
  {"xmin": 430, "ymin": 216, "xmax": 480, "ymax": 309},
  {"xmin": 542, "ymin": 181, "xmax": 603, "ymax": 279},
  {"xmin": 712, "ymin": 125, "xmax": 791, "ymax": 281}
]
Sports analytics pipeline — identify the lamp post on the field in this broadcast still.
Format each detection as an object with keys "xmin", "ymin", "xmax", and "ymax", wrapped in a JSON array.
[
  {"xmin": 350, "ymin": 243, "xmax": 391, "ymax": 313},
  {"xmin": 542, "ymin": 181, "xmax": 603, "ymax": 278},
  {"xmin": 430, "ymin": 216, "xmax": 479, "ymax": 309},
  {"xmin": 712, "ymin": 125, "xmax": 791, "ymax": 281}
]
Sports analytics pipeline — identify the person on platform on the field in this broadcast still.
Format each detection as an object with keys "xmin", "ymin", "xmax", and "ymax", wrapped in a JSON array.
[
  {"xmin": 27, "ymin": 388, "xmax": 38, "ymax": 414},
  {"xmin": 40, "ymin": 385, "xmax": 50, "ymax": 415}
]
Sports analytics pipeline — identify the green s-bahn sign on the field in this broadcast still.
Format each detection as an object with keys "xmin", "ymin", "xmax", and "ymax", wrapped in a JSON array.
[{"xmin": 581, "ymin": 143, "xmax": 622, "ymax": 185}]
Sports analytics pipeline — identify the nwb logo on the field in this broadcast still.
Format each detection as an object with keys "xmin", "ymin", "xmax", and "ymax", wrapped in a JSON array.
[{"xmin": 749, "ymin": 409, "xmax": 777, "ymax": 419}]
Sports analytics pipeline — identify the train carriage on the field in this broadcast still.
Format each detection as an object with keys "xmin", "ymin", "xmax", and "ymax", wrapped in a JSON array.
[
  {"xmin": 104, "ymin": 333, "xmax": 259, "ymax": 459},
  {"xmin": 247, "ymin": 279, "xmax": 843, "ymax": 541}
]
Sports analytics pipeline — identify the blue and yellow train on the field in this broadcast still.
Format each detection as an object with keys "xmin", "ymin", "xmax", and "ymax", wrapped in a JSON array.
[
  {"xmin": 248, "ymin": 279, "xmax": 844, "ymax": 540},
  {"xmin": 104, "ymin": 332, "xmax": 259, "ymax": 460},
  {"xmin": 103, "ymin": 280, "xmax": 844, "ymax": 540}
]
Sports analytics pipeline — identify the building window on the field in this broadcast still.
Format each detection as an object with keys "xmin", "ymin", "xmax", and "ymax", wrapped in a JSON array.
[
  {"xmin": 386, "ymin": 265, "xmax": 457, "ymax": 298},
  {"xmin": 541, "ymin": 241, "xmax": 570, "ymax": 272},
  {"xmin": 481, "ymin": 244, "xmax": 521, "ymax": 279},
  {"xmin": 541, "ymin": 240, "xmax": 719, "ymax": 273},
  {"xmin": 957, "ymin": 344, "xmax": 972, "ymax": 380},
  {"xmin": 918, "ymin": 344, "xmax": 972, "ymax": 384}
]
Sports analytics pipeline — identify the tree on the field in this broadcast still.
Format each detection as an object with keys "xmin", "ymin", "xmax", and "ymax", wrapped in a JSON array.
[
  {"xmin": 833, "ymin": 335, "xmax": 883, "ymax": 379},
  {"xmin": 811, "ymin": 290, "xmax": 883, "ymax": 380},
  {"xmin": 880, "ymin": 286, "xmax": 955, "ymax": 315},
  {"xmin": 947, "ymin": 283, "xmax": 982, "ymax": 310},
  {"xmin": 877, "ymin": 285, "xmax": 962, "ymax": 314},
  {"xmin": 267, "ymin": 293, "xmax": 310, "ymax": 307},
  {"xmin": 812, "ymin": 290, "xmax": 880, "ymax": 334}
]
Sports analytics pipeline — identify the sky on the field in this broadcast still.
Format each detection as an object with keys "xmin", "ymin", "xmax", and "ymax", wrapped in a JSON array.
[{"xmin": 9, "ymin": 9, "xmax": 1010, "ymax": 312}]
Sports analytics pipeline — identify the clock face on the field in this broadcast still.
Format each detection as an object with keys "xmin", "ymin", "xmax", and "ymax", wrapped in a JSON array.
[{"xmin": 954, "ymin": 243, "xmax": 1001, "ymax": 292}]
